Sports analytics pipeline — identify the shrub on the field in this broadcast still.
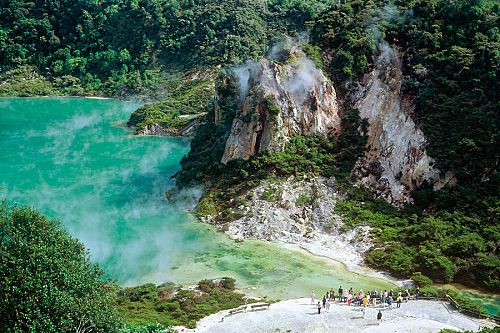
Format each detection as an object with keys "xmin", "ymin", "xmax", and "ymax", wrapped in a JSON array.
[
  {"xmin": 220, "ymin": 277, "xmax": 236, "ymax": 290},
  {"xmin": 115, "ymin": 279, "xmax": 246, "ymax": 329},
  {"xmin": 411, "ymin": 272, "xmax": 433, "ymax": 288},
  {"xmin": 0, "ymin": 202, "xmax": 121, "ymax": 332},
  {"xmin": 119, "ymin": 323, "xmax": 174, "ymax": 333}
]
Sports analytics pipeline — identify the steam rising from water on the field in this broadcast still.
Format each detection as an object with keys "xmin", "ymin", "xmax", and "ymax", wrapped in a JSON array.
[
  {"xmin": 0, "ymin": 98, "xmax": 192, "ymax": 284},
  {"xmin": 0, "ymin": 98, "xmax": 398, "ymax": 296}
]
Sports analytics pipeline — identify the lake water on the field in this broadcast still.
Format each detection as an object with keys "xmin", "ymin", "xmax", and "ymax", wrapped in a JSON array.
[{"xmin": 0, "ymin": 97, "xmax": 406, "ymax": 299}]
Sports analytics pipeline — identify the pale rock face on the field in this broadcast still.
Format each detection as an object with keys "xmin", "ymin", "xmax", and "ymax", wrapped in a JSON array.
[
  {"xmin": 221, "ymin": 47, "xmax": 341, "ymax": 164},
  {"xmin": 205, "ymin": 176, "xmax": 377, "ymax": 273},
  {"xmin": 137, "ymin": 123, "xmax": 167, "ymax": 136},
  {"xmin": 352, "ymin": 46, "xmax": 440, "ymax": 205}
]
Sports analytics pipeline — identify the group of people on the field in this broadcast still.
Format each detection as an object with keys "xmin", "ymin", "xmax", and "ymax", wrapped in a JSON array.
[{"xmin": 311, "ymin": 286, "xmax": 419, "ymax": 315}]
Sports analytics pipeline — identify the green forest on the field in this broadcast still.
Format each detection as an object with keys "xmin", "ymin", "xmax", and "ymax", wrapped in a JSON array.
[
  {"xmin": 0, "ymin": 0, "xmax": 329, "ymax": 96},
  {"xmin": 177, "ymin": 0, "xmax": 499, "ymax": 292},
  {"xmin": 1, "ymin": 0, "xmax": 499, "ymax": 331}
]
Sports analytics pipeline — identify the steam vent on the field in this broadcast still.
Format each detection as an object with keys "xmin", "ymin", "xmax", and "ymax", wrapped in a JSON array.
[{"xmin": 220, "ymin": 46, "xmax": 341, "ymax": 164}]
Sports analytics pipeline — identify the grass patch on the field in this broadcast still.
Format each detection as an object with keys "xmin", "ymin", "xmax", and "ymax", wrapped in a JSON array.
[
  {"xmin": 295, "ymin": 192, "xmax": 312, "ymax": 207},
  {"xmin": 261, "ymin": 187, "xmax": 283, "ymax": 202}
]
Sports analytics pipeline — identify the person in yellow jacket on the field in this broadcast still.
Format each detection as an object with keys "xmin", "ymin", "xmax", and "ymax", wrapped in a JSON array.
[
  {"xmin": 362, "ymin": 296, "xmax": 369, "ymax": 306},
  {"xmin": 396, "ymin": 295, "xmax": 404, "ymax": 308}
]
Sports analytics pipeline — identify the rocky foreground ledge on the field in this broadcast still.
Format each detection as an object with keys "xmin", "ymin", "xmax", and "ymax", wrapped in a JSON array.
[{"xmin": 176, "ymin": 299, "xmax": 495, "ymax": 333}]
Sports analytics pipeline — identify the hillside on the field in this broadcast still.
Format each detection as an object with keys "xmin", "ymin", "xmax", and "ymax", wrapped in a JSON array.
[
  {"xmin": 0, "ymin": 0, "xmax": 329, "ymax": 97},
  {"xmin": 0, "ymin": 0, "xmax": 498, "ymax": 331},
  {"xmin": 174, "ymin": 0, "xmax": 499, "ymax": 291}
]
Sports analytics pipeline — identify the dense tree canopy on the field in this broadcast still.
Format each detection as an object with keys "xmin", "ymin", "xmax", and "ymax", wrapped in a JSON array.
[
  {"xmin": 0, "ymin": 0, "xmax": 331, "ymax": 96},
  {"xmin": 311, "ymin": 0, "xmax": 499, "ymax": 290},
  {"xmin": 0, "ymin": 202, "xmax": 121, "ymax": 332}
]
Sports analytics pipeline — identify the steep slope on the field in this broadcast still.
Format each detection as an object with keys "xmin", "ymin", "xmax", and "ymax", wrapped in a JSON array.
[
  {"xmin": 350, "ymin": 45, "xmax": 440, "ymax": 206},
  {"xmin": 220, "ymin": 46, "xmax": 341, "ymax": 164}
]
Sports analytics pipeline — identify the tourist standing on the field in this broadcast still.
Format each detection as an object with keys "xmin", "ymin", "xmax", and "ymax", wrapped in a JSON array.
[
  {"xmin": 322, "ymin": 295, "xmax": 327, "ymax": 308},
  {"xmin": 405, "ymin": 289, "xmax": 410, "ymax": 302},
  {"xmin": 338, "ymin": 286, "xmax": 343, "ymax": 302},
  {"xmin": 396, "ymin": 295, "xmax": 403, "ymax": 308},
  {"xmin": 326, "ymin": 298, "xmax": 331, "ymax": 311},
  {"xmin": 377, "ymin": 310, "xmax": 383, "ymax": 324},
  {"xmin": 311, "ymin": 291, "xmax": 316, "ymax": 305},
  {"xmin": 317, "ymin": 301, "xmax": 322, "ymax": 314},
  {"xmin": 416, "ymin": 287, "xmax": 421, "ymax": 300}
]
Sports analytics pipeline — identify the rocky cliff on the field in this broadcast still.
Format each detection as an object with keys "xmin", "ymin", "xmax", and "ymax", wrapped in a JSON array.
[
  {"xmin": 349, "ymin": 44, "xmax": 441, "ymax": 205},
  {"xmin": 220, "ymin": 46, "xmax": 341, "ymax": 164}
]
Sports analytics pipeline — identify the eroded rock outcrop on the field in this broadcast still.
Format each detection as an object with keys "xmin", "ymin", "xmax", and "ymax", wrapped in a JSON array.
[
  {"xmin": 200, "ymin": 176, "xmax": 374, "ymax": 272},
  {"xmin": 351, "ymin": 44, "xmax": 440, "ymax": 205},
  {"xmin": 221, "ymin": 47, "xmax": 341, "ymax": 164}
]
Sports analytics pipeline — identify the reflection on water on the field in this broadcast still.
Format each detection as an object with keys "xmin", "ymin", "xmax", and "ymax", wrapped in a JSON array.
[{"xmin": 0, "ymin": 97, "xmax": 399, "ymax": 299}]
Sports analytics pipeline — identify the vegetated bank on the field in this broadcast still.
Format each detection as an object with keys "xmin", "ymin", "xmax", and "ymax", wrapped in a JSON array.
[
  {"xmin": 174, "ymin": 0, "xmax": 499, "ymax": 295},
  {"xmin": 0, "ymin": 202, "xmax": 255, "ymax": 332}
]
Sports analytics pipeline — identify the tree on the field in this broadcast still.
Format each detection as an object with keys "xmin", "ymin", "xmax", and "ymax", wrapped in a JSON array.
[{"xmin": 0, "ymin": 202, "xmax": 121, "ymax": 333}]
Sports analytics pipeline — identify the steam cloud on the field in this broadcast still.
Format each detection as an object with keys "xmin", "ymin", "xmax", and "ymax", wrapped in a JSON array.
[
  {"xmin": 232, "ymin": 32, "xmax": 323, "ymax": 105},
  {"xmin": 366, "ymin": 3, "xmax": 404, "ymax": 66},
  {"xmin": 0, "ymin": 99, "xmax": 203, "ymax": 286},
  {"xmin": 232, "ymin": 60, "xmax": 259, "ymax": 100}
]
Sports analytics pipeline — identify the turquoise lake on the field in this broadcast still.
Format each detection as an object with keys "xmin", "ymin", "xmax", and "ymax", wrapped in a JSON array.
[{"xmin": 3, "ymin": 96, "xmax": 480, "ymax": 301}]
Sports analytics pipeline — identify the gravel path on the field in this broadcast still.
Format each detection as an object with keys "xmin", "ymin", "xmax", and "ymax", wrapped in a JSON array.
[{"xmin": 175, "ymin": 299, "xmax": 495, "ymax": 333}]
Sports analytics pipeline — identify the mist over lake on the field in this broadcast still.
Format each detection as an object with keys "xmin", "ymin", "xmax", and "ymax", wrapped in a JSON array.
[{"xmin": 0, "ymin": 97, "xmax": 396, "ymax": 298}]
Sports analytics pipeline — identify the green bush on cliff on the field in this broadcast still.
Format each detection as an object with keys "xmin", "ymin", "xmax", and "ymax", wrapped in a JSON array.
[{"xmin": 195, "ymin": 190, "xmax": 223, "ymax": 218}]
